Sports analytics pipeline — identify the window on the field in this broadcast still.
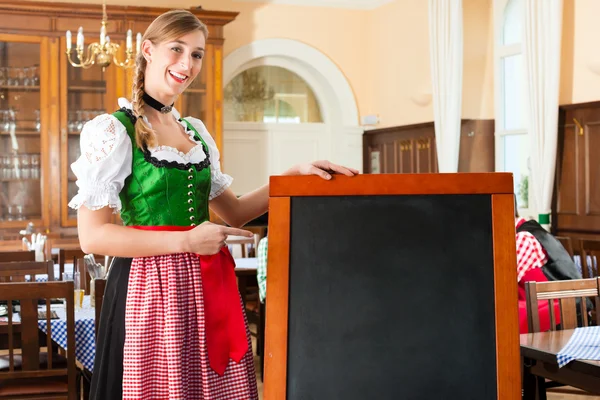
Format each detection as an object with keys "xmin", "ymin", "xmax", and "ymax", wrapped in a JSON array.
[
  {"xmin": 224, "ymin": 66, "xmax": 323, "ymax": 123},
  {"xmin": 495, "ymin": 0, "xmax": 530, "ymax": 211}
]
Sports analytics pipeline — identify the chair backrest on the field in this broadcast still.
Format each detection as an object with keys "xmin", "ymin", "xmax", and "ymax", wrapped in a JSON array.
[
  {"xmin": 93, "ymin": 278, "xmax": 107, "ymax": 337},
  {"xmin": 525, "ymin": 278, "xmax": 600, "ymax": 332},
  {"xmin": 57, "ymin": 249, "xmax": 86, "ymax": 280},
  {"xmin": 0, "ymin": 261, "xmax": 54, "ymax": 283},
  {"xmin": 0, "ymin": 281, "xmax": 77, "ymax": 399},
  {"xmin": 227, "ymin": 236, "xmax": 256, "ymax": 258},
  {"xmin": 0, "ymin": 251, "xmax": 35, "ymax": 263},
  {"xmin": 555, "ymin": 236, "xmax": 574, "ymax": 259},
  {"xmin": 580, "ymin": 239, "xmax": 600, "ymax": 279}
]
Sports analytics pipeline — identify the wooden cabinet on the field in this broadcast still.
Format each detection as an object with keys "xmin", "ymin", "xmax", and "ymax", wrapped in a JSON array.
[
  {"xmin": 555, "ymin": 102, "xmax": 600, "ymax": 242},
  {"xmin": 0, "ymin": 1, "xmax": 237, "ymax": 239},
  {"xmin": 362, "ymin": 123, "xmax": 438, "ymax": 174},
  {"xmin": 363, "ymin": 120, "xmax": 494, "ymax": 174},
  {"xmin": 0, "ymin": 35, "xmax": 50, "ymax": 230}
]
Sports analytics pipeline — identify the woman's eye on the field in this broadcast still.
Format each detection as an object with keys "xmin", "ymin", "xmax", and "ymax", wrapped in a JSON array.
[
  {"xmin": 171, "ymin": 47, "xmax": 182, "ymax": 52},
  {"xmin": 193, "ymin": 53, "xmax": 203, "ymax": 60}
]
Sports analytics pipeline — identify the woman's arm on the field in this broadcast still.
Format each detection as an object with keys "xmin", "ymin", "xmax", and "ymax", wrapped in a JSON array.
[
  {"xmin": 209, "ymin": 185, "xmax": 268, "ymax": 228},
  {"xmin": 209, "ymin": 160, "xmax": 359, "ymax": 228},
  {"xmin": 78, "ymin": 206, "xmax": 253, "ymax": 257}
]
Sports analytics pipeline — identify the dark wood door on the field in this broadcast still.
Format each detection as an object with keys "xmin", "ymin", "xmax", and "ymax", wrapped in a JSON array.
[{"xmin": 556, "ymin": 103, "xmax": 600, "ymax": 238}]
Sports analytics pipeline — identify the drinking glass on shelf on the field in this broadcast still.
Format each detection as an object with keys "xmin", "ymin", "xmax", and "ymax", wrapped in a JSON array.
[
  {"xmin": 21, "ymin": 67, "xmax": 30, "ymax": 86},
  {"xmin": 20, "ymin": 154, "xmax": 30, "ymax": 179},
  {"xmin": 75, "ymin": 110, "xmax": 84, "ymax": 132},
  {"xmin": 34, "ymin": 109, "xmax": 40, "ymax": 132},
  {"xmin": 8, "ymin": 109, "xmax": 17, "ymax": 133},
  {"xmin": 7, "ymin": 67, "xmax": 17, "ymax": 86},
  {"xmin": 1, "ymin": 110, "xmax": 10, "ymax": 133},
  {"xmin": 82, "ymin": 110, "xmax": 91, "ymax": 125},
  {"xmin": 30, "ymin": 65, "xmax": 39, "ymax": 86},
  {"xmin": 30, "ymin": 154, "xmax": 40, "ymax": 179},
  {"xmin": 15, "ymin": 204, "xmax": 24, "ymax": 221},
  {"xmin": 9, "ymin": 154, "xmax": 20, "ymax": 179},
  {"xmin": 67, "ymin": 111, "xmax": 77, "ymax": 133},
  {"xmin": 6, "ymin": 204, "xmax": 18, "ymax": 221},
  {"xmin": 2, "ymin": 155, "xmax": 11, "ymax": 179}
]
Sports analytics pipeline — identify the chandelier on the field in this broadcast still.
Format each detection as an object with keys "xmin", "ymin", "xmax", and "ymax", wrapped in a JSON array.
[{"xmin": 65, "ymin": 0, "xmax": 141, "ymax": 70}]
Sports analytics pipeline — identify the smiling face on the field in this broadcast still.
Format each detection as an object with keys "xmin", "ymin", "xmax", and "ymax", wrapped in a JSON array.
[{"xmin": 142, "ymin": 29, "xmax": 206, "ymax": 101}]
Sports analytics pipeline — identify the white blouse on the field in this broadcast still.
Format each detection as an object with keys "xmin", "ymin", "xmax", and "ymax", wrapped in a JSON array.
[{"xmin": 68, "ymin": 98, "xmax": 232, "ymax": 213}]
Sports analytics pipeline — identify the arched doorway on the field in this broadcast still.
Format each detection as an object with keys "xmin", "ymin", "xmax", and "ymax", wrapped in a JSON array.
[{"xmin": 223, "ymin": 38, "xmax": 362, "ymax": 195}]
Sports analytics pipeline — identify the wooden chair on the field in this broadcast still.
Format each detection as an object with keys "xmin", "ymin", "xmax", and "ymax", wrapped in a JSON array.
[
  {"xmin": 57, "ymin": 249, "xmax": 86, "ymax": 281},
  {"xmin": 580, "ymin": 239, "xmax": 600, "ymax": 279},
  {"xmin": 0, "ymin": 281, "xmax": 77, "ymax": 399},
  {"xmin": 555, "ymin": 236, "xmax": 575, "ymax": 259},
  {"xmin": 0, "ymin": 260, "xmax": 54, "ymax": 283},
  {"xmin": 227, "ymin": 236, "xmax": 256, "ymax": 258},
  {"xmin": 0, "ymin": 251, "xmax": 35, "ymax": 263},
  {"xmin": 525, "ymin": 278, "xmax": 600, "ymax": 398}
]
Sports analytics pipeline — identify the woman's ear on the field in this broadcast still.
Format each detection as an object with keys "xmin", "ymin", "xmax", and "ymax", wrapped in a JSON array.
[{"xmin": 141, "ymin": 39, "xmax": 153, "ymax": 63}]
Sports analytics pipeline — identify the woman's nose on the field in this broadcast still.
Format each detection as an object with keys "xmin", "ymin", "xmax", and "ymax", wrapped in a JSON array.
[{"xmin": 179, "ymin": 56, "xmax": 192, "ymax": 71}]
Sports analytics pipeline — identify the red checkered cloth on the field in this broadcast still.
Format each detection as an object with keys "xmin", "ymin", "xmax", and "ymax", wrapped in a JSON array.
[
  {"xmin": 515, "ymin": 218, "xmax": 548, "ymax": 283},
  {"xmin": 122, "ymin": 252, "xmax": 258, "ymax": 400}
]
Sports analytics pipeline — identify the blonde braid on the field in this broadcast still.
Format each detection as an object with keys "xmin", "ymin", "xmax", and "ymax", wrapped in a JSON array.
[{"xmin": 131, "ymin": 53, "xmax": 156, "ymax": 149}]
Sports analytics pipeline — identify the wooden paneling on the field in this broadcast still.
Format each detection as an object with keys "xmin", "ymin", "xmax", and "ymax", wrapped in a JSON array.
[
  {"xmin": 586, "ymin": 122, "xmax": 600, "ymax": 217},
  {"xmin": 363, "ymin": 119, "xmax": 494, "ymax": 174},
  {"xmin": 555, "ymin": 101, "xmax": 600, "ymax": 241},
  {"xmin": 0, "ymin": 15, "xmax": 51, "ymax": 32},
  {"xmin": 556, "ymin": 125, "xmax": 579, "ymax": 216},
  {"xmin": 55, "ymin": 18, "xmax": 121, "ymax": 34}
]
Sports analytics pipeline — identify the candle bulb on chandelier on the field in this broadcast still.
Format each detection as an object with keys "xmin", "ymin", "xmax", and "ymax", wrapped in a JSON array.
[
  {"xmin": 66, "ymin": 30, "xmax": 72, "ymax": 51},
  {"xmin": 136, "ymin": 33, "xmax": 142, "ymax": 54},
  {"xmin": 77, "ymin": 27, "xmax": 84, "ymax": 50},
  {"xmin": 100, "ymin": 24, "xmax": 106, "ymax": 46},
  {"xmin": 126, "ymin": 29, "xmax": 132, "ymax": 51},
  {"xmin": 105, "ymin": 36, "xmax": 110, "ymax": 45}
]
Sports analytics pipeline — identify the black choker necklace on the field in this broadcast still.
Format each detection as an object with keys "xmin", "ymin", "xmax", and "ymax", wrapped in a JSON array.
[{"xmin": 142, "ymin": 92, "xmax": 174, "ymax": 114}]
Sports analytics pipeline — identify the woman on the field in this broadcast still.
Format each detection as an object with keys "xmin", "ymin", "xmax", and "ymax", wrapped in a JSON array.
[{"xmin": 70, "ymin": 9, "xmax": 358, "ymax": 400}]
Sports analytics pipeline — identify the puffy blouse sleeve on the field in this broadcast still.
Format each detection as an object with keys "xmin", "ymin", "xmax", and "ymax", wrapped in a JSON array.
[
  {"xmin": 186, "ymin": 117, "xmax": 233, "ymax": 200},
  {"xmin": 68, "ymin": 113, "xmax": 132, "ymax": 213}
]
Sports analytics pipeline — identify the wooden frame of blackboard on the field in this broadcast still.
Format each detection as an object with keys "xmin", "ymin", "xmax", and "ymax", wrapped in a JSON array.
[{"xmin": 264, "ymin": 173, "xmax": 520, "ymax": 399}]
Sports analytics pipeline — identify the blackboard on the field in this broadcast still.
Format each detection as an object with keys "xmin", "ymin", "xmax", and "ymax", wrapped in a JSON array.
[{"xmin": 286, "ymin": 194, "xmax": 497, "ymax": 400}]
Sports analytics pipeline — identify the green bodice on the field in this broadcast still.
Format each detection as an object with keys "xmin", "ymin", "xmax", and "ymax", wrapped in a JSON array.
[{"xmin": 112, "ymin": 110, "xmax": 212, "ymax": 227}]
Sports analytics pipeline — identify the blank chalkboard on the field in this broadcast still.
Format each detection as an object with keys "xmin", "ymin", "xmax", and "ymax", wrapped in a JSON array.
[{"xmin": 286, "ymin": 194, "xmax": 497, "ymax": 400}]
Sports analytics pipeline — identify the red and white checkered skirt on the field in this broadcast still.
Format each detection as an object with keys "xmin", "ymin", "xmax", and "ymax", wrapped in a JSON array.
[{"xmin": 122, "ymin": 252, "xmax": 258, "ymax": 399}]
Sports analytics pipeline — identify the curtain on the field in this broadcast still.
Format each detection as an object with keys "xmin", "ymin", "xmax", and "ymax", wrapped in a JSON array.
[
  {"xmin": 523, "ymin": 0, "xmax": 563, "ymax": 230},
  {"xmin": 429, "ymin": 0, "xmax": 463, "ymax": 173}
]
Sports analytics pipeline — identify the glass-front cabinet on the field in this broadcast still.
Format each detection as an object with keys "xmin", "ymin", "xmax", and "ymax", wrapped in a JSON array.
[
  {"xmin": 60, "ymin": 39, "xmax": 120, "ymax": 227},
  {"xmin": 0, "ymin": 35, "xmax": 49, "ymax": 232}
]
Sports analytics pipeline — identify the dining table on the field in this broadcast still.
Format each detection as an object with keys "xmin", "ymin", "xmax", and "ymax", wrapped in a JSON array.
[
  {"xmin": 0, "ymin": 294, "xmax": 97, "ymax": 372},
  {"xmin": 521, "ymin": 328, "xmax": 600, "ymax": 397}
]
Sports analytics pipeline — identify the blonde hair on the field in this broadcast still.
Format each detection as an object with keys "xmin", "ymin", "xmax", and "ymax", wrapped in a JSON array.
[{"xmin": 131, "ymin": 10, "xmax": 209, "ymax": 149}]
